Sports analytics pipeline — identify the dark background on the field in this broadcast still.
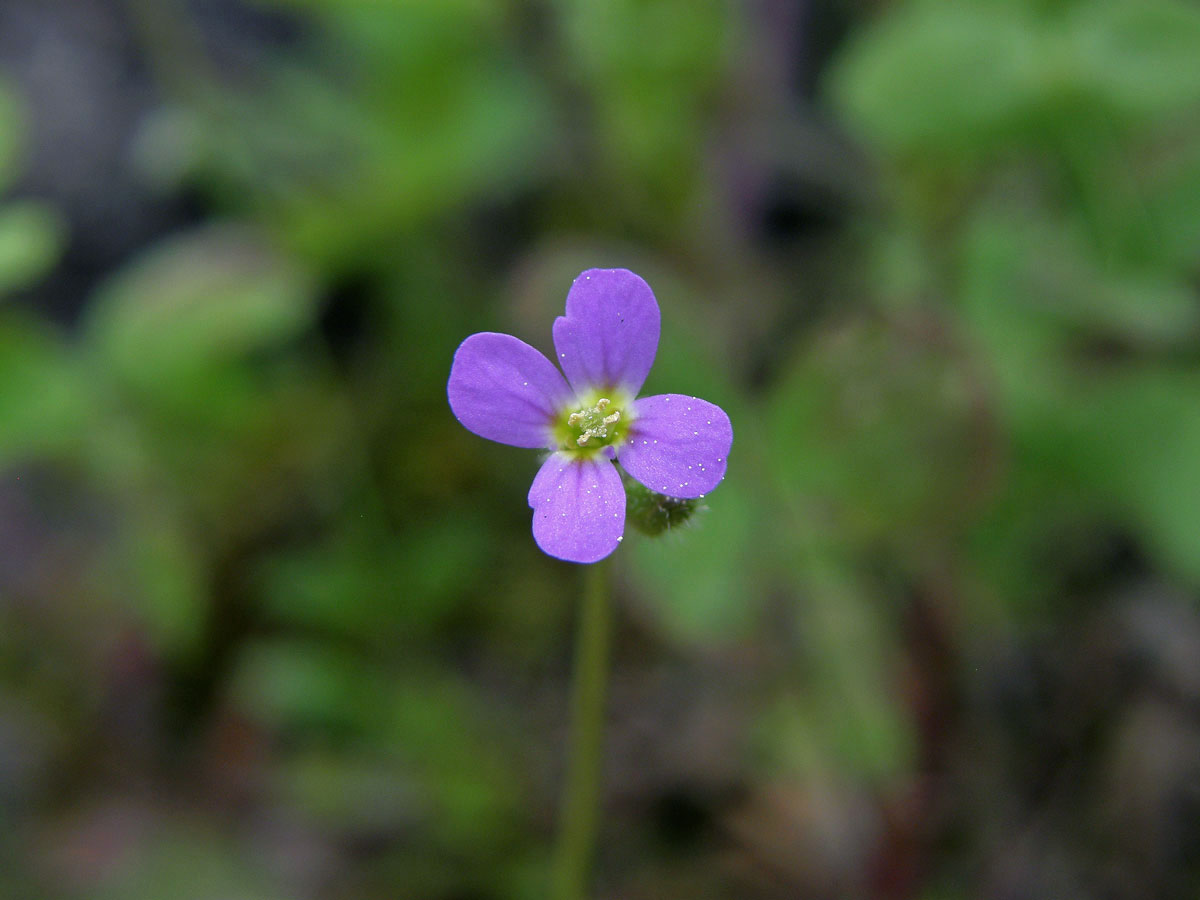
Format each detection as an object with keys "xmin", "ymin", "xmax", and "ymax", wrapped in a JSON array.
[{"xmin": 2, "ymin": 0, "xmax": 1200, "ymax": 897}]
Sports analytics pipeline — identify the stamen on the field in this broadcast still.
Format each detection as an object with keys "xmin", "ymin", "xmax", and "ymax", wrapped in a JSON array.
[{"xmin": 563, "ymin": 396, "xmax": 627, "ymax": 451}]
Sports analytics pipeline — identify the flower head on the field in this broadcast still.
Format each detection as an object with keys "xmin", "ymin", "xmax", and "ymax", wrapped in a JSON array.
[{"xmin": 448, "ymin": 268, "xmax": 732, "ymax": 563}]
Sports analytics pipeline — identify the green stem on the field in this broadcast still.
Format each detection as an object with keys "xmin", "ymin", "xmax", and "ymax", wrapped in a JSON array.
[{"xmin": 552, "ymin": 558, "xmax": 613, "ymax": 900}]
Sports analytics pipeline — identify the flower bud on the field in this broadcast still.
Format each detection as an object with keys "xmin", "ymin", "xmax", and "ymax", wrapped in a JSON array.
[{"xmin": 622, "ymin": 474, "xmax": 702, "ymax": 536}]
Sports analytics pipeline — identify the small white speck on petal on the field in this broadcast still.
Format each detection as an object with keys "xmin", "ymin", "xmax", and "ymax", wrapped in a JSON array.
[{"xmin": 616, "ymin": 535, "xmax": 623, "ymax": 541}]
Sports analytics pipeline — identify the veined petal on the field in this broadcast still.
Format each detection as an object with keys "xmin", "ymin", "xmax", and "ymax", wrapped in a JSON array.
[
  {"xmin": 448, "ymin": 333, "xmax": 573, "ymax": 448},
  {"xmin": 552, "ymin": 268, "xmax": 660, "ymax": 396},
  {"xmin": 618, "ymin": 394, "xmax": 732, "ymax": 499},
  {"xmin": 528, "ymin": 452, "xmax": 625, "ymax": 563}
]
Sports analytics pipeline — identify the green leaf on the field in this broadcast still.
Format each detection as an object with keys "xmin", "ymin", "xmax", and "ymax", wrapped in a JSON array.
[
  {"xmin": 84, "ymin": 225, "xmax": 317, "ymax": 413},
  {"xmin": 991, "ymin": 213, "xmax": 1199, "ymax": 346},
  {"xmin": 767, "ymin": 317, "xmax": 984, "ymax": 551},
  {"xmin": 233, "ymin": 639, "xmax": 384, "ymax": 736},
  {"xmin": 1141, "ymin": 142, "xmax": 1200, "ymax": 270},
  {"xmin": 0, "ymin": 202, "xmax": 65, "ymax": 297},
  {"xmin": 188, "ymin": 6, "xmax": 552, "ymax": 267},
  {"xmin": 1071, "ymin": 0, "xmax": 1200, "ymax": 120},
  {"xmin": 0, "ymin": 316, "xmax": 91, "ymax": 464},
  {"xmin": 1067, "ymin": 371, "xmax": 1200, "ymax": 585},
  {"xmin": 828, "ymin": 3, "xmax": 1035, "ymax": 160}
]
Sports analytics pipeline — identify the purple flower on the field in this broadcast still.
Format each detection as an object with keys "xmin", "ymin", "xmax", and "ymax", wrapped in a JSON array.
[{"xmin": 447, "ymin": 268, "xmax": 733, "ymax": 563}]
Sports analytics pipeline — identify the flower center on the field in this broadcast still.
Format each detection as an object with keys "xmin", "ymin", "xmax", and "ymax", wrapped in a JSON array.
[
  {"xmin": 570, "ymin": 397, "xmax": 621, "ymax": 446},
  {"xmin": 554, "ymin": 393, "xmax": 632, "ymax": 453}
]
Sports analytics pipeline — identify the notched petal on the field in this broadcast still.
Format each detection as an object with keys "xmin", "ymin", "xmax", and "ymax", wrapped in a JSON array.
[
  {"xmin": 552, "ymin": 268, "xmax": 660, "ymax": 396},
  {"xmin": 528, "ymin": 452, "xmax": 626, "ymax": 563},
  {"xmin": 618, "ymin": 394, "xmax": 732, "ymax": 499}
]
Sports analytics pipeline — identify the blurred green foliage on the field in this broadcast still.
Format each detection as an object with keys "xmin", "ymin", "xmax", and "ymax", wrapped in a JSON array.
[
  {"xmin": 3, "ymin": 0, "xmax": 1200, "ymax": 897},
  {"xmin": 832, "ymin": 0, "xmax": 1200, "ymax": 594}
]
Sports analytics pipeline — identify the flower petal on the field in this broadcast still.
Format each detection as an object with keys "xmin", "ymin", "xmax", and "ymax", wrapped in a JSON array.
[
  {"xmin": 527, "ymin": 452, "xmax": 626, "ymax": 563},
  {"xmin": 448, "ymin": 332, "xmax": 573, "ymax": 448},
  {"xmin": 552, "ymin": 268, "xmax": 661, "ymax": 395},
  {"xmin": 618, "ymin": 394, "xmax": 732, "ymax": 499}
]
